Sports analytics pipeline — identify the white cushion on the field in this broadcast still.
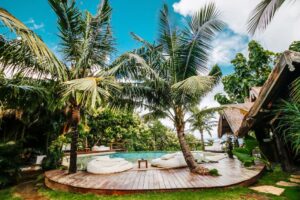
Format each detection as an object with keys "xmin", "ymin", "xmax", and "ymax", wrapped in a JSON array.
[
  {"xmin": 161, "ymin": 153, "xmax": 176, "ymax": 160},
  {"xmin": 87, "ymin": 157, "xmax": 133, "ymax": 174}
]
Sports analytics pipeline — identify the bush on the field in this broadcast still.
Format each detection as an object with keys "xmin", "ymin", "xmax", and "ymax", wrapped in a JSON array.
[
  {"xmin": 42, "ymin": 135, "xmax": 66, "ymax": 170},
  {"xmin": 232, "ymin": 136, "xmax": 258, "ymax": 167},
  {"xmin": 209, "ymin": 169, "xmax": 220, "ymax": 176},
  {"xmin": 0, "ymin": 141, "xmax": 22, "ymax": 188}
]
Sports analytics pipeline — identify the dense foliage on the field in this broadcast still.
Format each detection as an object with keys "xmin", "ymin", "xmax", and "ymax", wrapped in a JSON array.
[
  {"xmin": 215, "ymin": 41, "xmax": 275, "ymax": 104},
  {"xmin": 83, "ymin": 110, "xmax": 199, "ymax": 151},
  {"xmin": 232, "ymin": 136, "xmax": 258, "ymax": 167},
  {"xmin": 275, "ymin": 100, "xmax": 300, "ymax": 155},
  {"xmin": 0, "ymin": 142, "xmax": 22, "ymax": 188},
  {"xmin": 289, "ymin": 41, "xmax": 300, "ymax": 52}
]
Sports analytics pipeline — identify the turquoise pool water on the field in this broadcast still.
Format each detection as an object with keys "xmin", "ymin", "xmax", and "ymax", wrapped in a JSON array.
[
  {"xmin": 76, "ymin": 151, "xmax": 169, "ymax": 170},
  {"xmin": 109, "ymin": 151, "xmax": 168, "ymax": 162}
]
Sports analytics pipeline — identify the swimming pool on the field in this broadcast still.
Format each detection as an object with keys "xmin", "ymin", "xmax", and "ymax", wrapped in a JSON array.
[{"xmin": 74, "ymin": 151, "xmax": 169, "ymax": 170}]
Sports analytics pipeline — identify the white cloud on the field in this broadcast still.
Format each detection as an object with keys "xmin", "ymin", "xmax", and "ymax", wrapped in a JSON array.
[
  {"xmin": 25, "ymin": 18, "xmax": 44, "ymax": 30},
  {"xmin": 173, "ymin": 0, "xmax": 300, "ymax": 52},
  {"xmin": 207, "ymin": 30, "xmax": 249, "ymax": 68}
]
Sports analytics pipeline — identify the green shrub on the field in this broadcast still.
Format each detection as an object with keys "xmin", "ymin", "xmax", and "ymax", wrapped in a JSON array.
[
  {"xmin": 42, "ymin": 135, "xmax": 66, "ymax": 170},
  {"xmin": 232, "ymin": 149, "xmax": 255, "ymax": 167},
  {"xmin": 232, "ymin": 136, "xmax": 258, "ymax": 167},
  {"xmin": 209, "ymin": 169, "xmax": 220, "ymax": 176},
  {"xmin": 0, "ymin": 141, "xmax": 22, "ymax": 188}
]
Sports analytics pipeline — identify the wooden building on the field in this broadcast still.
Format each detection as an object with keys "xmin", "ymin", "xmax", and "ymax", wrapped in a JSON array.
[{"xmin": 218, "ymin": 51, "xmax": 300, "ymax": 171}]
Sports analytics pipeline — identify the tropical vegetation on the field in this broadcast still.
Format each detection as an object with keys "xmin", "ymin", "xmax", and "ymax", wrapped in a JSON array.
[
  {"xmin": 120, "ymin": 3, "xmax": 224, "ymax": 174},
  {"xmin": 214, "ymin": 40, "xmax": 275, "ymax": 104}
]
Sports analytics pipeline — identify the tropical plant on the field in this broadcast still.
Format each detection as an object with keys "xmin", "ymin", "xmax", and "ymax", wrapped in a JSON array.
[
  {"xmin": 0, "ymin": 141, "xmax": 22, "ymax": 188},
  {"xmin": 121, "ymin": 3, "xmax": 225, "ymax": 174},
  {"xmin": 248, "ymin": 0, "xmax": 294, "ymax": 35},
  {"xmin": 0, "ymin": 0, "xmax": 144, "ymax": 173},
  {"xmin": 289, "ymin": 41, "xmax": 300, "ymax": 52},
  {"xmin": 188, "ymin": 106, "xmax": 221, "ymax": 151},
  {"xmin": 214, "ymin": 41, "xmax": 275, "ymax": 104},
  {"xmin": 275, "ymin": 100, "xmax": 300, "ymax": 155},
  {"xmin": 232, "ymin": 135, "xmax": 258, "ymax": 167}
]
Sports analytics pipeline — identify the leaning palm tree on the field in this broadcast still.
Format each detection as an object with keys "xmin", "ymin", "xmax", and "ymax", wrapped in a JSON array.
[
  {"xmin": 188, "ymin": 107, "xmax": 221, "ymax": 151},
  {"xmin": 248, "ymin": 0, "xmax": 296, "ymax": 35},
  {"xmin": 123, "ymin": 4, "xmax": 224, "ymax": 174},
  {"xmin": 0, "ymin": 0, "xmax": 142, "ymax": 173}
]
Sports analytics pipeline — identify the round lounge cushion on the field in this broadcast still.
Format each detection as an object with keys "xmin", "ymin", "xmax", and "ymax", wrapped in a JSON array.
[
  {"xmin": 87, "ymin": 158, "xmax": 133, "ymax": 174},
  {"xmin": 151, "ymin": 155, "xmax": 187, "ymax": 168}
]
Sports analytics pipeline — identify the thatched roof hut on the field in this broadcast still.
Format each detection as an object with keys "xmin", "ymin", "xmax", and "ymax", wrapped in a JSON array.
[{"xmin": 217, "ymin": 51, "xmax": 300, "ymax": 171}]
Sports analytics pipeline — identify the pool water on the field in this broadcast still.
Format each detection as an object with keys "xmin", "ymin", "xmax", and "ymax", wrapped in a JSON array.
[
  {"xmin": 109, "ymin": 151, "xmax": 168, "ymax": 162},
  {"xmin": 76, "ymin": 151, "xmax": 169, "ymax": 170}
]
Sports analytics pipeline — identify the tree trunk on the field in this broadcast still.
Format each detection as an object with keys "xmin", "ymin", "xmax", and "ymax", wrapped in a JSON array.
[
  {"xmin": 200, "ymin": 130, "xmax": 205, "ymax": 151},
  {"xmin": 174, "ymin": 107, "xmax": 209, "ymax": 175},
  {"xmin": 68, "ymin": 106, "xmax": 80, "ymax": 174}
]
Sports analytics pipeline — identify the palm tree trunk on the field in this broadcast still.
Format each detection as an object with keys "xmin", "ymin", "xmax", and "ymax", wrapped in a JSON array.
[
  {"xmin": 69, "ymin": 106, "xmax": 80, "ymax": 174},
  {"xmin": 200, "ymin": 131, "xmax": 205, "ymax": 151},
  {"xmin": 176, "ymin": 121, "xmax": 197, "ymax": 170},
  {"xmin": 175, "ymin": 107, "xmax": 209, "ymax": 175}
]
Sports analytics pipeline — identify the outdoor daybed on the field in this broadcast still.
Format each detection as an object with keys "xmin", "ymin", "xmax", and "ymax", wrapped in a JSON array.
[
  {"xmin": 151, "ymin": 151, "xmax": 227, "ymax": 169},
  {"xmin": 87, "ymin": 156, "xmax": 133, "ymax": 174}
]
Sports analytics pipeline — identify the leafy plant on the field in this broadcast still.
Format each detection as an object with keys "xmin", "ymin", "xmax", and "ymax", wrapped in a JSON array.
[
  {"xmin": 215, "ymin": 41, "xmax": 275, "ymax": 104},
  {"xmin": 0, "ymin": 141, "xmax": 22, "ymax": 188},
  {"xmin": 209, "ymin": 169, "xmax": 220, "ymax": 176},
  {"xmin": 232, "ymin": 136, "xmax": 258, "ymax": 167},
  {"xmin": 275, "ymin": 100, "xmax": 300, "ymax": 155},
  {"xmin": 42, "ymin": 135, "xmax": 67, "ymax": 170}
]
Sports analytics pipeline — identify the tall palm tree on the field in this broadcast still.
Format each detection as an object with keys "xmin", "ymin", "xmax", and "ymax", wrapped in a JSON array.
[
  {"xmin": 0, "ymin": 0, "xmax": 143, "ymax": 173},
  {"xmin": 248, "ymin": 0, "xmax": 295, "ymax": 35},
  {"xmin": 124, "ymin": 4, "xmax": 224, "ymax": 174},
  {"xmin": 188, "ymin": 107, "xmax": 221, "ymax": 151}
]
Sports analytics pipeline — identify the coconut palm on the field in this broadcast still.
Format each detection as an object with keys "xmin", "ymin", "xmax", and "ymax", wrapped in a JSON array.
[
  {"xmin": 248, "ymin": 0, "xmax": 296, "ymax": 35},
  {"xmin": 124, "ymin": 4, "xmax": 225, "ymax": 174},
  {"xmin": 0, "ymin": 0, "xmax": 143, "ymax": 173},
  {"xmin": 188, "ymin": 107, "xmax": 221, "ymax": 151}
]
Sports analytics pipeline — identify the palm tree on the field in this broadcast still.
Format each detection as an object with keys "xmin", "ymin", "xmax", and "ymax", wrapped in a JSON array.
[
  {"xmin": 0, "ymin": 0, "xmax": 140, "ymax": 173},
  {"xmin": 125, "ymin": 4, "xmax": 224, "ymax": 174},
  {"xmin": 248, "ymin": 0, "xmax": 295, "ymax": 34},
  {"xmin": 188, "ymin": 107, "xmax": 221, "ymax": 151}
]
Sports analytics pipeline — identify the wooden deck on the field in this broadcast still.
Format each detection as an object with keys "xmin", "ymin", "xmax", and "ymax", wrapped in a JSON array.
[{"xmin": 45, "ymin": 158, "xmax": 264, "ymax": 195}]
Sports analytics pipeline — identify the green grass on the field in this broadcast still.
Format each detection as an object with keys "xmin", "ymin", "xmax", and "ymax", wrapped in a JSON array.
[
  {"xmin": 40, "ymin": 187, "xmax": 284, "ymax": 200},
  {"xmin": 257, "ymin": 165, "xmax": 290, "ymax": 185},
  {"xmin": 1, "ymin": 166, "xmax": 299, "ymax": 200},
  {"xmin": 0, "ymin": 187, "xmax": 20, "ymax": 200}
]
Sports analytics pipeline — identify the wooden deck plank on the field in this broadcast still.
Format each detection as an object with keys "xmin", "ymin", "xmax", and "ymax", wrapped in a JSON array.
[{"xmin": 45, "ymin": 157, "xmax": 265, "ymax": 194}]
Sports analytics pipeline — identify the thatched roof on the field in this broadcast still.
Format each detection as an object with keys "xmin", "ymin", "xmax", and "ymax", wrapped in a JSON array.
[
  {"xmin": 236, "ymin": 51, "xmax": 300, "ymax": 136},
  {"xmin": 218, "ymin": 51, "xmax": 300, "ymax": 138},
  {"xmin": 218, "ymin": 102, "xmax": 253, "ymax": 138}
]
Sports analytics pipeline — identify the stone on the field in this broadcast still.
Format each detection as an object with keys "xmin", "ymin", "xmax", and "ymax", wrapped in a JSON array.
[
  {"xmin": 290, "ymin": 178, "xmax": 300, "ymax": 183},
  {"xmin": 276, "ymin": 181, "xmax": 299, "ymax": 187},
  {"xmin": 291, "ymin": 174, "xmax": 300, "ymax": 179},
  {"xmin": 249, "ymin": 185, "xmax": 285, "ymax": 196}
]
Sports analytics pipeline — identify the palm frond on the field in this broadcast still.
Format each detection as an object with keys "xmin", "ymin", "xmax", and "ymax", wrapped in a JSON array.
[
  {"xmin": 61, "ymin": 76, "xmax": 120, "ymax": 110},
  {"xmin": 275, "ymin": 100, "xmax": 300, "ymax": 155},
  {"xmin": 48, "ymin": 0, "xmax": 83, "ymax": 61},
  {"xmin": 171, "ymin": 75, "xmax": 214, "ymax": 100},
  {"xmin": 180, "ymin": 3, "xmax": 225, "ymax": 77},
  {"xmin": 248, "ymin": 0, "xmax": 286, "ymax": 35},
  {"xmin": 0, "ymin": 8, "xmax": 66, "ymax": 79}
]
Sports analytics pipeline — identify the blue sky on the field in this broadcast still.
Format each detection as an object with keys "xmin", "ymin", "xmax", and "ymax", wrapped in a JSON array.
[
  {"xmin": 0, "ymin": 0, "xmax": 250, "ymax": 76},
  {"xmin": 1, "ymin": 1, "xmax": 180, "ymax": 57}
]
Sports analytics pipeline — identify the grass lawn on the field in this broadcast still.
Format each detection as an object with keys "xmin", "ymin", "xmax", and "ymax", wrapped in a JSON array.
[{"xmin": 1, "ymin": 166, "xmax": 299, "ymax": 200}]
